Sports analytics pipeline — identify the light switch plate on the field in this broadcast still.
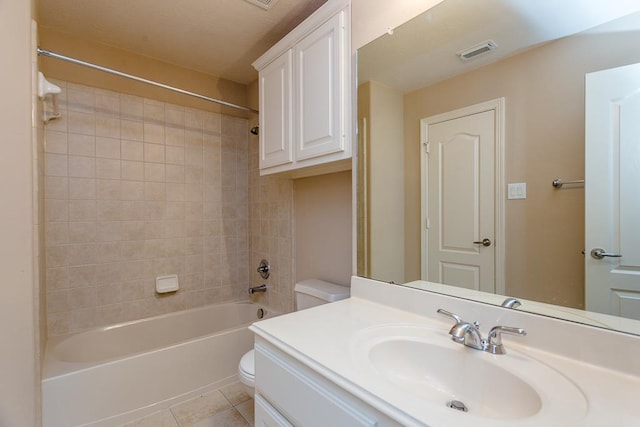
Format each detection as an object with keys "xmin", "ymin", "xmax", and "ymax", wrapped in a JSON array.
[{"xmin": 508, "ymin": 182, "xmax": 527, "ymax": 199}]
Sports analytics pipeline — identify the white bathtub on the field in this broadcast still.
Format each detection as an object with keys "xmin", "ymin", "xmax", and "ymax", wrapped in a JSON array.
[{"xmin": 42, "ymin": 301, "xmax": 271, "ymax": 427}]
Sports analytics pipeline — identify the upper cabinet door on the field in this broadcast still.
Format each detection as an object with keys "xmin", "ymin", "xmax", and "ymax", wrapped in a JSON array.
[
  {"xmin": 294, "ymin": 11, "xmax": 346, "ymax": 161},
  {"xmin": 253, "ymin": 0, "xmax": 351, "ymax": 177},
  {"xmin": 259, "ymin": 50, "xmax": 293, "ymax": 169}
]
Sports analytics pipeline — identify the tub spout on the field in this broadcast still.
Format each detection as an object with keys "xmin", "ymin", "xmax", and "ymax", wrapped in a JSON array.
[{"xmin": 248, "ymin": 284, "xmax": 267, "ymax": 295}]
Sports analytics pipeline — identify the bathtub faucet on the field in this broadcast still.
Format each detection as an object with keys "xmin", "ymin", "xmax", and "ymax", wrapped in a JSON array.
[{"xmin": 248, "ymin": 284, "xmax": 268, "ymax": 295}]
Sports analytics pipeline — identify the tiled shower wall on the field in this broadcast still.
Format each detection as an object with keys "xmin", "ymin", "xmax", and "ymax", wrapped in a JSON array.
[
  {"xmin": 248, "ymin": 140, "xmax": 295, "ymax": 313},
  {"xmin": 44, "ymin": 80, "xmax": 249, "ymax": 335}
]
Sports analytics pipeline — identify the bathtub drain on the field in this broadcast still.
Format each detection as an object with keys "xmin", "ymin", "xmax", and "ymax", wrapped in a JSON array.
[
  {"xmin": 257, "ymin": 308, "xmax": 265, "ymax": 319},
  {"xmin": 447, "ymin": 400, "xmax": 468, "ymax": 412}
]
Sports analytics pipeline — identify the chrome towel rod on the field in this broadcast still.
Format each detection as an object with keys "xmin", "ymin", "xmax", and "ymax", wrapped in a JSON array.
[
  {"xmin": 552, "ymin": 178, "xmax": 584, "ymax": 188},
  {"xmin": 36, "ymin": 48, "xmax": 259, "ymax": 114}
]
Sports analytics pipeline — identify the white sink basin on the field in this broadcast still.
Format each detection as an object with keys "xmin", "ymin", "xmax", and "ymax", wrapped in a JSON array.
[
  {"xmin": 369, "ymin": 339, "xmax": 540, "ymax": 419},
  {"xmin": 351, "ymin": 324, "xmax": 588, "ymax": 425}
]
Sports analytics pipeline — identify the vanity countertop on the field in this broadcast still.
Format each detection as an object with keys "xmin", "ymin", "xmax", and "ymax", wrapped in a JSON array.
[{"xmin": 250, "ymin": 277, "xmax": 640, "ymax": 426}]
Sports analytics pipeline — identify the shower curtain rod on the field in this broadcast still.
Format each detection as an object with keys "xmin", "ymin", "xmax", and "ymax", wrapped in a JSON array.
[{"xmin": 36, "ymin": 48, "xmax": 259, "ymax": 114}]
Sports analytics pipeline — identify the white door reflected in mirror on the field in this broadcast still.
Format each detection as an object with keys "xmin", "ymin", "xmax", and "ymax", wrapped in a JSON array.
[
  {"xmin": 420, "ymin": 98, "xmax": 505, "ymax": 295},
  {"xmin": 585, "ymin": 62, "xmax": 640, "ymax": 319}
]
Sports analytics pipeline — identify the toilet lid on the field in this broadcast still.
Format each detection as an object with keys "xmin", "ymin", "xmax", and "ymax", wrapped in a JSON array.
[{"xmin": 239, "ymin": 349, "xmax": 255, "ymax": 377}]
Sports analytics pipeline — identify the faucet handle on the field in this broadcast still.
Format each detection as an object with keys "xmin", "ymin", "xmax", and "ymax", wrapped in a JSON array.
[
  {"xmin": 486, "ymin": 326, "xmax": 527, "ymax": 354},
  {"xmin": 437, "ymin": 309, "xmax": 462, "ymax": 323}
]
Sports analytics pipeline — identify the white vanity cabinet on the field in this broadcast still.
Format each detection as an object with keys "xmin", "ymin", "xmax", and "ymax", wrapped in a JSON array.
[
  {"xmin": 254, "ymin": 339, "xmax": 402, "ymax": 427},
  {"xmin": 254, "ymin": 394, "xmax": 294, "ymax": 427},
  {"xmin": 253, "ymin": 0, "xmax": 351, "ymax": 177}
]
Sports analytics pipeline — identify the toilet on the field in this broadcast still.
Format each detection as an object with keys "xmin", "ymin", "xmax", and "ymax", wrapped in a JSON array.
[{"xmin": 238, "ymin": 279, "xmax": 350, "ymax": 395}]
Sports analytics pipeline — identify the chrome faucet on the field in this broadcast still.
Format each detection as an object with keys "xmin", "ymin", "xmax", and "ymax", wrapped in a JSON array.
[
  {"xmin": 501, "ymin": 297, "xmax": 522, "ymax": 309},
  {"xmin": 438, "ymin": 309, "xmax": 484, "ymax": 350},
  {"xmin": 437, "ymin": 309, "xmax": 526, "ymax": 354},
  {"xmin": 486, "ymin": 325, "xmax": 527, "ymax": 355},
  {"xmin": 248, "ymin": 284, "xmax": 268, "ymax": 295}
]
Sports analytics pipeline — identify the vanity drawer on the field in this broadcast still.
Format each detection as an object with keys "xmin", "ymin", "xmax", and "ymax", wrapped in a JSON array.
[
  {"xmin": 255, "ymin": 393, "xmax": 295, "ymax": 427},
  {"xmin": 255, "ymin": 341, "xmax": 399, "ymax": 427}
]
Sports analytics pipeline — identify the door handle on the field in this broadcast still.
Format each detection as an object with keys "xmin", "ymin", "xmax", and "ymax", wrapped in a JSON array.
[
  {"xmin": 473, "ymin": 238, "xmax": 492, "ymax": 247},
  {"xmin": 590, "ymin": 248, "xmax": 622, "ymax": 260}
]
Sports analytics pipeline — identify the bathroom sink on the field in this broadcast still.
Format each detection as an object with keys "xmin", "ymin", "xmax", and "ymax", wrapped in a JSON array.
[
  {"xmin": 369, "ymin": 339, "xmax": 540, "ymax": 419},
  {"xmin": 351, "ymin": 324, "xmax": 588, "ymax": 424}
]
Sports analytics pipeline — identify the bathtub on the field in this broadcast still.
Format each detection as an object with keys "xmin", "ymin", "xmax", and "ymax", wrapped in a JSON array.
[{"xmin": 42, "ymin": 301, "xmax": 271, "ymax": 427}]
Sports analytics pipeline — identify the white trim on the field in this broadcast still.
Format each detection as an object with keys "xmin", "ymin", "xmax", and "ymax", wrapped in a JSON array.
[{"xmin": 419, "ymin": 98, "xmax": 506, "ymax": 295}]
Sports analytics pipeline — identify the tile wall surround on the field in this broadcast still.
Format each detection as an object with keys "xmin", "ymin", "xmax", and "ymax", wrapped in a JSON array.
[
  {"xmin": 247, "ymin": 141, "xmax": 295, "ymax": 313},
  {"xmin": 43, "ymin": 79, "xmax": 255, "ymax": 335}
]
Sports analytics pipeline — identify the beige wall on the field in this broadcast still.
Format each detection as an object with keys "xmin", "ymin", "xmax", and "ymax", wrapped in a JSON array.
[
  {"xmin": 294, "ymin": 171, "xmax": 352, "ymax": 287},
  {"xmin": 403, "ymin": 29, "xmax": 640, "ymax": 308},
  {"xmin": 357, "ymin": 81, "xmax": 405, "ymax": 282},
  {"xmin": 356, "ymin": 82, "xmax": 370, "ymax": 276},
  {"xmin": 0, "ymin": 0, "xmax": 39, "ymax": 424},
  {"xmin": 38, "ymin": 27, "xmax": 250, "ymax": 118},
  {"xmin": 248, "ymin": 80, "xmax": 259, "ymax": 111},
  {"xmin": 33, "ymin": 20, "xmax": 47, "ymax": 426}
]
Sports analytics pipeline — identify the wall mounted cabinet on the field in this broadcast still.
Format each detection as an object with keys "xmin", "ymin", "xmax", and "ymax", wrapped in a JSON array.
[
  {"xmin": 253, "ymin": 0, "xmax": 351, "ymax": 177},
  {"xmin": 259, "ymin": 51, "xmax": 293, "ymax": 169}
]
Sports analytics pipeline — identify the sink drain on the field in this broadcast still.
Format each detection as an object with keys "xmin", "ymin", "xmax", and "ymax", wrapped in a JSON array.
[{"xmin": 447, "ymin": 400, "xmax": 468, "ymax": 412}]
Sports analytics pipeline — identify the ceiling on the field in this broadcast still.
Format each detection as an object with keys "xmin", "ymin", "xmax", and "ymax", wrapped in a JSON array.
[
  {"xmin": 36, "ymin": 0, "xmax": 328, "ymax": 85},
  {"xmin": 358, "ymin": 0, "xmax": 640, "ymax": 93}
]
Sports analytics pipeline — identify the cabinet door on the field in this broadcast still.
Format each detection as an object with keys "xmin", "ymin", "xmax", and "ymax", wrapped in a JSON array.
[
  {"xmin": 256, "ymin": 343, "xmax": 379, "ymax": 427},
  {"xmin": 294, "ymin": 11, "xmax": 346, "ymax": 161},
  {"xmin": 255, "ymin": 394, "xmax": 294, "ymax": 427},
  {"xmin": 259, "ymin": 50, "xmax": 293, "ymax": 168}
]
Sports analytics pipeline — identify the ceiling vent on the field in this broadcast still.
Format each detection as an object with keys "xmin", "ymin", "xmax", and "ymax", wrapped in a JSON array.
[
  {"xmin": 244, "ymin": 0, "xmax": 280, "ymax": 10},
  {"xmin": 457, "ymin": 40, "xmax": 497, "ymax": 61}
]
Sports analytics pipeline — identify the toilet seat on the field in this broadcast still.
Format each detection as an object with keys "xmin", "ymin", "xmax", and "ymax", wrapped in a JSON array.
[{"xmin": 238, "ymin": 350, "xmax": 255, "ymax": 386}]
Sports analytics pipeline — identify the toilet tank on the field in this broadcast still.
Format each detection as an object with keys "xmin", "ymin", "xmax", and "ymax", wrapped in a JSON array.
[{"xmin": 294, "ymin": 279, "xmax": 350, "ymax": 310}]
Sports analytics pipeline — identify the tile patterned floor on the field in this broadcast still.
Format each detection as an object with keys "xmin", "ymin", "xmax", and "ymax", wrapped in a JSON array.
[{"xmin": 121, "ymin": 383, "xmax": 254, "ymax": 427}]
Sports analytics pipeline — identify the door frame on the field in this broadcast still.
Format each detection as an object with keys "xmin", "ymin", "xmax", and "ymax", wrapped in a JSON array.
[{"xmin": 420, "ymin": 98, "xmax": 506, "ymax": 295}]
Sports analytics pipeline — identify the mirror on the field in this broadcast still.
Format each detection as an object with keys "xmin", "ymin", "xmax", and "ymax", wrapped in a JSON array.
[{"xmin": 356, "ymin": 0, "xmax": 640, "ymax": 335}]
